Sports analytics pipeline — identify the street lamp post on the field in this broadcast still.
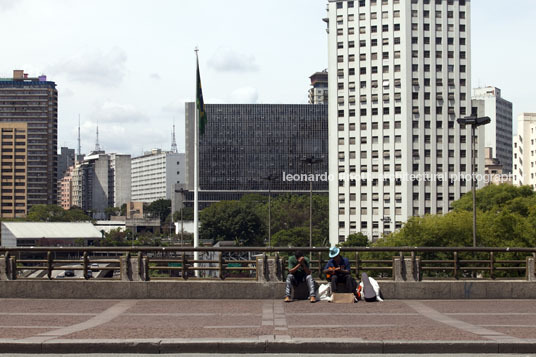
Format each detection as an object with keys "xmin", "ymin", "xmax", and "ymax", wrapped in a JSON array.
[
  {"xmin": 300, "ymin": 156, "xmax": 324, "ymax": 254},
  {"xmin": 261, "ymin": 174, "xmax": 278, "ymax": 248},
  {"xmin": 456, "ymin": 115, "xmax": 491, "ymax": 247}
]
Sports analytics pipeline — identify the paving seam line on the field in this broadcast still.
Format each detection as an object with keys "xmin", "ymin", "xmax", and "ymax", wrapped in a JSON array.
[
  {"xmin": 404, "ymin": 300, "xmax": 525, "ymax": 343},
  {"xmin": 17, "ymin": 300, "xmax": 138, "ymax": 343}
]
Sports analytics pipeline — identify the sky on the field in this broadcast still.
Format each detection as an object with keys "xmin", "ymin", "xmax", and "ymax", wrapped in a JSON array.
[{"xmin": 0, "ymin": 0, "xmax": 534, "ymax": 156}]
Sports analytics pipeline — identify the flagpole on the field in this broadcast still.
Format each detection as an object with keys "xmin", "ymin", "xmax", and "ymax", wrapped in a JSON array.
[{"xmin": 193, "ymin": 47, "xmax": 200, "ymax": 277}]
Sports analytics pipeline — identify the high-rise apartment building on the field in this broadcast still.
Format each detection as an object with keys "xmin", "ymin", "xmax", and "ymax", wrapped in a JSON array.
[
  {"xmin": 0, "ymin": 70, "xmax": 58, "ymax": 218},
  {"xmin": 72, "ymin": 151, "xmax": 131, "ymax": 219},
  {"xmin": 109, "ymin": 153, "xmax": 131, "ymax": 208},
  {"xmin": 58, "ymin": 166, "xmax": 74, "ymax": 210},
  {"xmin": 513, "ymin": 113, "xmax": 536, "ymax": 189},
  {"xmin": 327, "ymin": 0, "xmax": 482, "ymax": 243},
  {"xmin": 57, "ymin": 147, "xmax": 75, "ymax": 181},
  {"xmin": 131, "ymin": 149, "xmax": 185, "ymax": 203},
  {"xmin": 472, "ymin": 86, "xmax": 513, "ymax": 173},
  {"xmin": 309, "ymin": 71, "xmax": 329, "ymax": 104}
]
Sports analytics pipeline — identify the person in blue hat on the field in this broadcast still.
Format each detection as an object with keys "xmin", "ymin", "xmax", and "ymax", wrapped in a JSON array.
[{"xmin": 323, "ymin": 246, "xmax": 356, "ymax": 293}]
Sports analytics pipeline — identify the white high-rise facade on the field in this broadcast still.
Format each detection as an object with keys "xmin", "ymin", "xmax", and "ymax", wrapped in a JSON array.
[
  {"xmin": 131, "ymin": 149, "xmax": 185, "ymax": 203},
  {"xmin": 513, "ymin": 113, "xmax": 536, "ymax": 189},
  {"xmin": 472, "ymin": 86, "xmax": 513, "ymax": 173},
  {"xmin": 328, "ymin": 0, "xmax": 483, "ymax": 244}
]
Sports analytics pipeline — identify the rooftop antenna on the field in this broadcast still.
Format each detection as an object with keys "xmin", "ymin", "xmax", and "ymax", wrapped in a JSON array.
[
  {"xmin": 77, "ymin": 115, "xmax": 81, "ymax": 157},
  {"xmin": 95, "ymin": 124, "xmax": 101, "ymax": 152},
  {"xmin": 171, "ymin": 119, "xmax": 178, "ymax": 153}
]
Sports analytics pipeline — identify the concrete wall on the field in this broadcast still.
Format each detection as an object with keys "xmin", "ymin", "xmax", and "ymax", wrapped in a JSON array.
[{"xmin": 0, "ymin": 280, "xmax": 535, "ymax": 299}]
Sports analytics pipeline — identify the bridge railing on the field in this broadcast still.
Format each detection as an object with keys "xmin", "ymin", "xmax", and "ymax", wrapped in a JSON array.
[{"xmin": 0, "ymin": 247, "xmax": 534, "ymax": 282}]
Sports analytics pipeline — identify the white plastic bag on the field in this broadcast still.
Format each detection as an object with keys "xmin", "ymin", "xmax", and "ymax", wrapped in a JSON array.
[{"xmin": 318, "ymin": 283, "xmax": 331, "ymax": 301}]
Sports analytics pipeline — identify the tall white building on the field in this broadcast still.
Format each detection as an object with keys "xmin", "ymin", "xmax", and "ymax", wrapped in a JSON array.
[
  {"xmin": 71, "ymin": 152, "xmax": 131, "ymax": 219},
  {"xmin": 109, "ymin": 153, "xmax": 132, "ymax": 207},
  {"xmin": 131, "ymin": 149, "xmax": 186, "ymax": 203},
  {"xmin": 472, "ymin": 86, "xmax": 513, "ymax": 173},
  {"xmin": 513, "ymin": 113, "xmax": 536, "ymax": 189},
  {"xmin": 327, "ymin": 0, "xmax": 483, "ymax": 244}
]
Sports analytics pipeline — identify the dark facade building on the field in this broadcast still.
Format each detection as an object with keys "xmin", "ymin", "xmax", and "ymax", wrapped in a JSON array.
[
  {"xmin": 0, "ymin": 70, "xmax": 57, "ymax": 218},
  {"xmin": 57, "ymin": 146, "xmax": 75, "ymax": 181},
  {"xmin": 180, "ymin": 103, "xmax": 328, "ymax": 208}
]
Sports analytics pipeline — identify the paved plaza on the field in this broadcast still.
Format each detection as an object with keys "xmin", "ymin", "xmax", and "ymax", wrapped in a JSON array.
[{"xmin": 0, "ymin": 298, "xmax": 535, "ymax": 354}]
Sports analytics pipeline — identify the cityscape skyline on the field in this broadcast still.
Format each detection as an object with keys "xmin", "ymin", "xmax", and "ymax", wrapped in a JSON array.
[{"xmin": 0, "ymin": 0, "xmax": 534, "ymax": 157}]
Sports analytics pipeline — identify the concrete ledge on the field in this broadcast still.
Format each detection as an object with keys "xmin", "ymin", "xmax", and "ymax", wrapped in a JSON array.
[
  {"xmin": 0, "ymin": 280, "xmax": 535, "ymax": 299},
  {"xmin": 1, "ymin": 339, "xmax": 536, "ymax": 354}
]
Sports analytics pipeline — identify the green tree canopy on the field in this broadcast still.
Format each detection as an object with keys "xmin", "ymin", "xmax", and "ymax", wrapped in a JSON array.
[
  {"xmin": 341, "ymin": 232, "xmax": 369, "ymax": 247},
  {"xmin": 145, "ymin": 199, "xmax": 171, "ymax": 223},
  {"xmin": 199, "ymin": 200, "xmax": 266, "ymax": 246},
  {"xmin": 26, "ymin": 205, "xmax": 91, "ymax": 222},
  {"xmin": 271, "ymin": 226, "xmax": 326, "ymax": 247},
  {"xmin": 376, "ymin": 184, "xmax": 536, "ymax": 248}
]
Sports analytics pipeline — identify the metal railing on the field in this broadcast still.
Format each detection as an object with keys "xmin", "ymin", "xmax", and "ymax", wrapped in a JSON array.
[{"xmin": 0, "ymin": 246, "xmax": 534, "ymax": 281}]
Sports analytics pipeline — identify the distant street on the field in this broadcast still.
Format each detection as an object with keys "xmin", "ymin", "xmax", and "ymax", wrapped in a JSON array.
[{"xmin": 0, "ymin": 299, "xmax": 535, "ymax": 354}]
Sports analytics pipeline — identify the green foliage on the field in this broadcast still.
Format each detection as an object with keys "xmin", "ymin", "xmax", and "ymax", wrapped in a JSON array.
[
  {"xmin": 341, "ymin": 232, "xmax": 369, "ymax": 247},
  {"xmin": 452, "ymin": 184, "xmax": 535, "ymax": 212},
  {"xmin": 376, "ymin": 184, "xmax": 536, "ymax": 248},
  {"xmin": 173, "ymin": 207, "xmax": 194, "ymax": 221},
  {"xmin": 101, "ymin": 228, "xmax": 130, "ymax": 246},
  {"xmin": 200, "ymin": 200, "xmax": 266, "ymax": 246},
  {"xmin": 257, "ymin": 193, "xmax": 329, "ymax": 239},
  {"xmin": 26, "ymin": 205, "xmax": 91, "ymax": 222},
  {"xmin": 145, "ymin": 199, "xmax": 171, "ymax": 223},
  {"xmin": 104, "ymin": 206, "xmax": 120, "ymax": 219},
  {"xmin": 198, "ymin": 193, "xmax": 329, "ymax": 247},
  {"xmin": 120, "ymin": 203, "xmax": 127, "ymax": 216},
  {"xmin": 271, "ymin": 227, "xmax": 326, "ymax": 247}
]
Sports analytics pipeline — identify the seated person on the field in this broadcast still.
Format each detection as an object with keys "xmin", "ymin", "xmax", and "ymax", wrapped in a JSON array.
[
  {"xmin": 323, "ymin": 246, "xmax": 356, "ymax": 294},
  {"xmin": 284, "ymin": 250, "xmax": 316, "ymax": 303}
]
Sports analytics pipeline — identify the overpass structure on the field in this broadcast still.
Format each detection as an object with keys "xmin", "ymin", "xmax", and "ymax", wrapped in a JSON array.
[{"xmin": 0, "ymin": 246, "xmax": 535, "ymax": 353}]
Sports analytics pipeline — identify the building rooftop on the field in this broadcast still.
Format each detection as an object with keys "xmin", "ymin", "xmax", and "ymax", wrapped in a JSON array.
[{"xmin": 1, "ymin": 222, "xmax": 102, "ymax": 239}]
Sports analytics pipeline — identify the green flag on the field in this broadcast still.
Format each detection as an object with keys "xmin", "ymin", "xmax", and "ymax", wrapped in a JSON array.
[{"xmin": 196, "ymin": 57, "xmax": 207, "ymax": 135}]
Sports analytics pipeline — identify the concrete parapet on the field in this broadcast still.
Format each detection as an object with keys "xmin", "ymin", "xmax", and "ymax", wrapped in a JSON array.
[
  {"xmin": 0, "ymin": 255, "xmax": 8, "ymax": 280},
  {"xmin": 256, "ymin": 256, "xmax": 283, "ymax": 282},
  {"xmin": 0, "ymin": 280, "xmax": 535, "ymax": 299},
  {"xmin": 527, "ymin": 258, "xmax": 535, "ymax": 282},
  {"xmin": 393, "ymin": 257, "xmax": 419, "ymax": 282}
]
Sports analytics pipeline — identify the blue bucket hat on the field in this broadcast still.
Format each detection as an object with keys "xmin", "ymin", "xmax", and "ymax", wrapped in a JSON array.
[{"xmin": 329, "ymin": 246, "xmax": 340, "ymax": 258}]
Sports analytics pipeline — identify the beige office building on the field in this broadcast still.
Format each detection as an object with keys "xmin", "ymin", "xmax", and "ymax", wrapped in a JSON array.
[{"xmin": 0, "ymin": 70, "xmax": 58, "ymax": 218}]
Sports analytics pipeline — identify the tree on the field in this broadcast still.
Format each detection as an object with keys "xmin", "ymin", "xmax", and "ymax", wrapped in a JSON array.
[
  {"xmin": 255, "ymin": 193, "xmax": 329, "ymax": 242},
  {"xmin": 200, "ymin": 200, "xmax": 265, "ymax": 246},
  {"xmin": 145, "ymin": 199, "xmax": 171, "ymax": 223},
  {"xmin": 271, "ymin": 227, "xmax": 326, "ymax": 247},
  {"xmin": 120, "ymin": 203, "xmax": 127, "ymax": 216},
  {"xmin": 104, "ymin": 206, "xmax": 120, "ymax": 219},
  {"xmin": 64, "ymin": 207, "xmax": 91, "ymax": 221},
  {"xmin": 173, "ymin": 207, "xmax": 194, "ymax": 221},
  {"xmin": 101, "ymin": 228, "xmax": 130, "ymax": 246},
  {"xmin": 375, "ymin": 184, "xmax": 536, "ymax": 248},
  {"xmin": 341, "ymin": 233, "xmax": 369, "ymax": 247},
  {"xmin": 26, "ymin": 205, "xmax": 91, "ymax": 222}
]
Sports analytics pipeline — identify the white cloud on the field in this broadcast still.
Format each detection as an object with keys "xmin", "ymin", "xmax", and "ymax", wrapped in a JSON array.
[
  {"xmin": 207, "ymin": 47, "xmax": 259, "ymax": 72},
  {"xmin": 47, "ymin": 47, "xmax": 127, "ymax": 87},
  {"xmin": 162, "ymin": 99, "xmax": 187, "ymax": 115},
  {"xmin": 229, "ymin": 87, "xmax": 259, "ymax": 104},
  {"xmin": 0, "ymin": 0, "xmax": 20, "ymax": 11},
  {"xmin": 80, "ymin": 118, "xmax": 170, "ymax": 156},
  {"xmin": 90, "ymin": 101, "xmax": 147, "ymax": 124},
  {"xmin": 150, "ymin": 73, "xmax": 161, "ymax": 80}
]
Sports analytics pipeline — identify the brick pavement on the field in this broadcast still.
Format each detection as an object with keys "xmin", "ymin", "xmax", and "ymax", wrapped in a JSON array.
[{"xmin": 0, "ymin": 298, "xmax": 535, "ymax": 353}]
